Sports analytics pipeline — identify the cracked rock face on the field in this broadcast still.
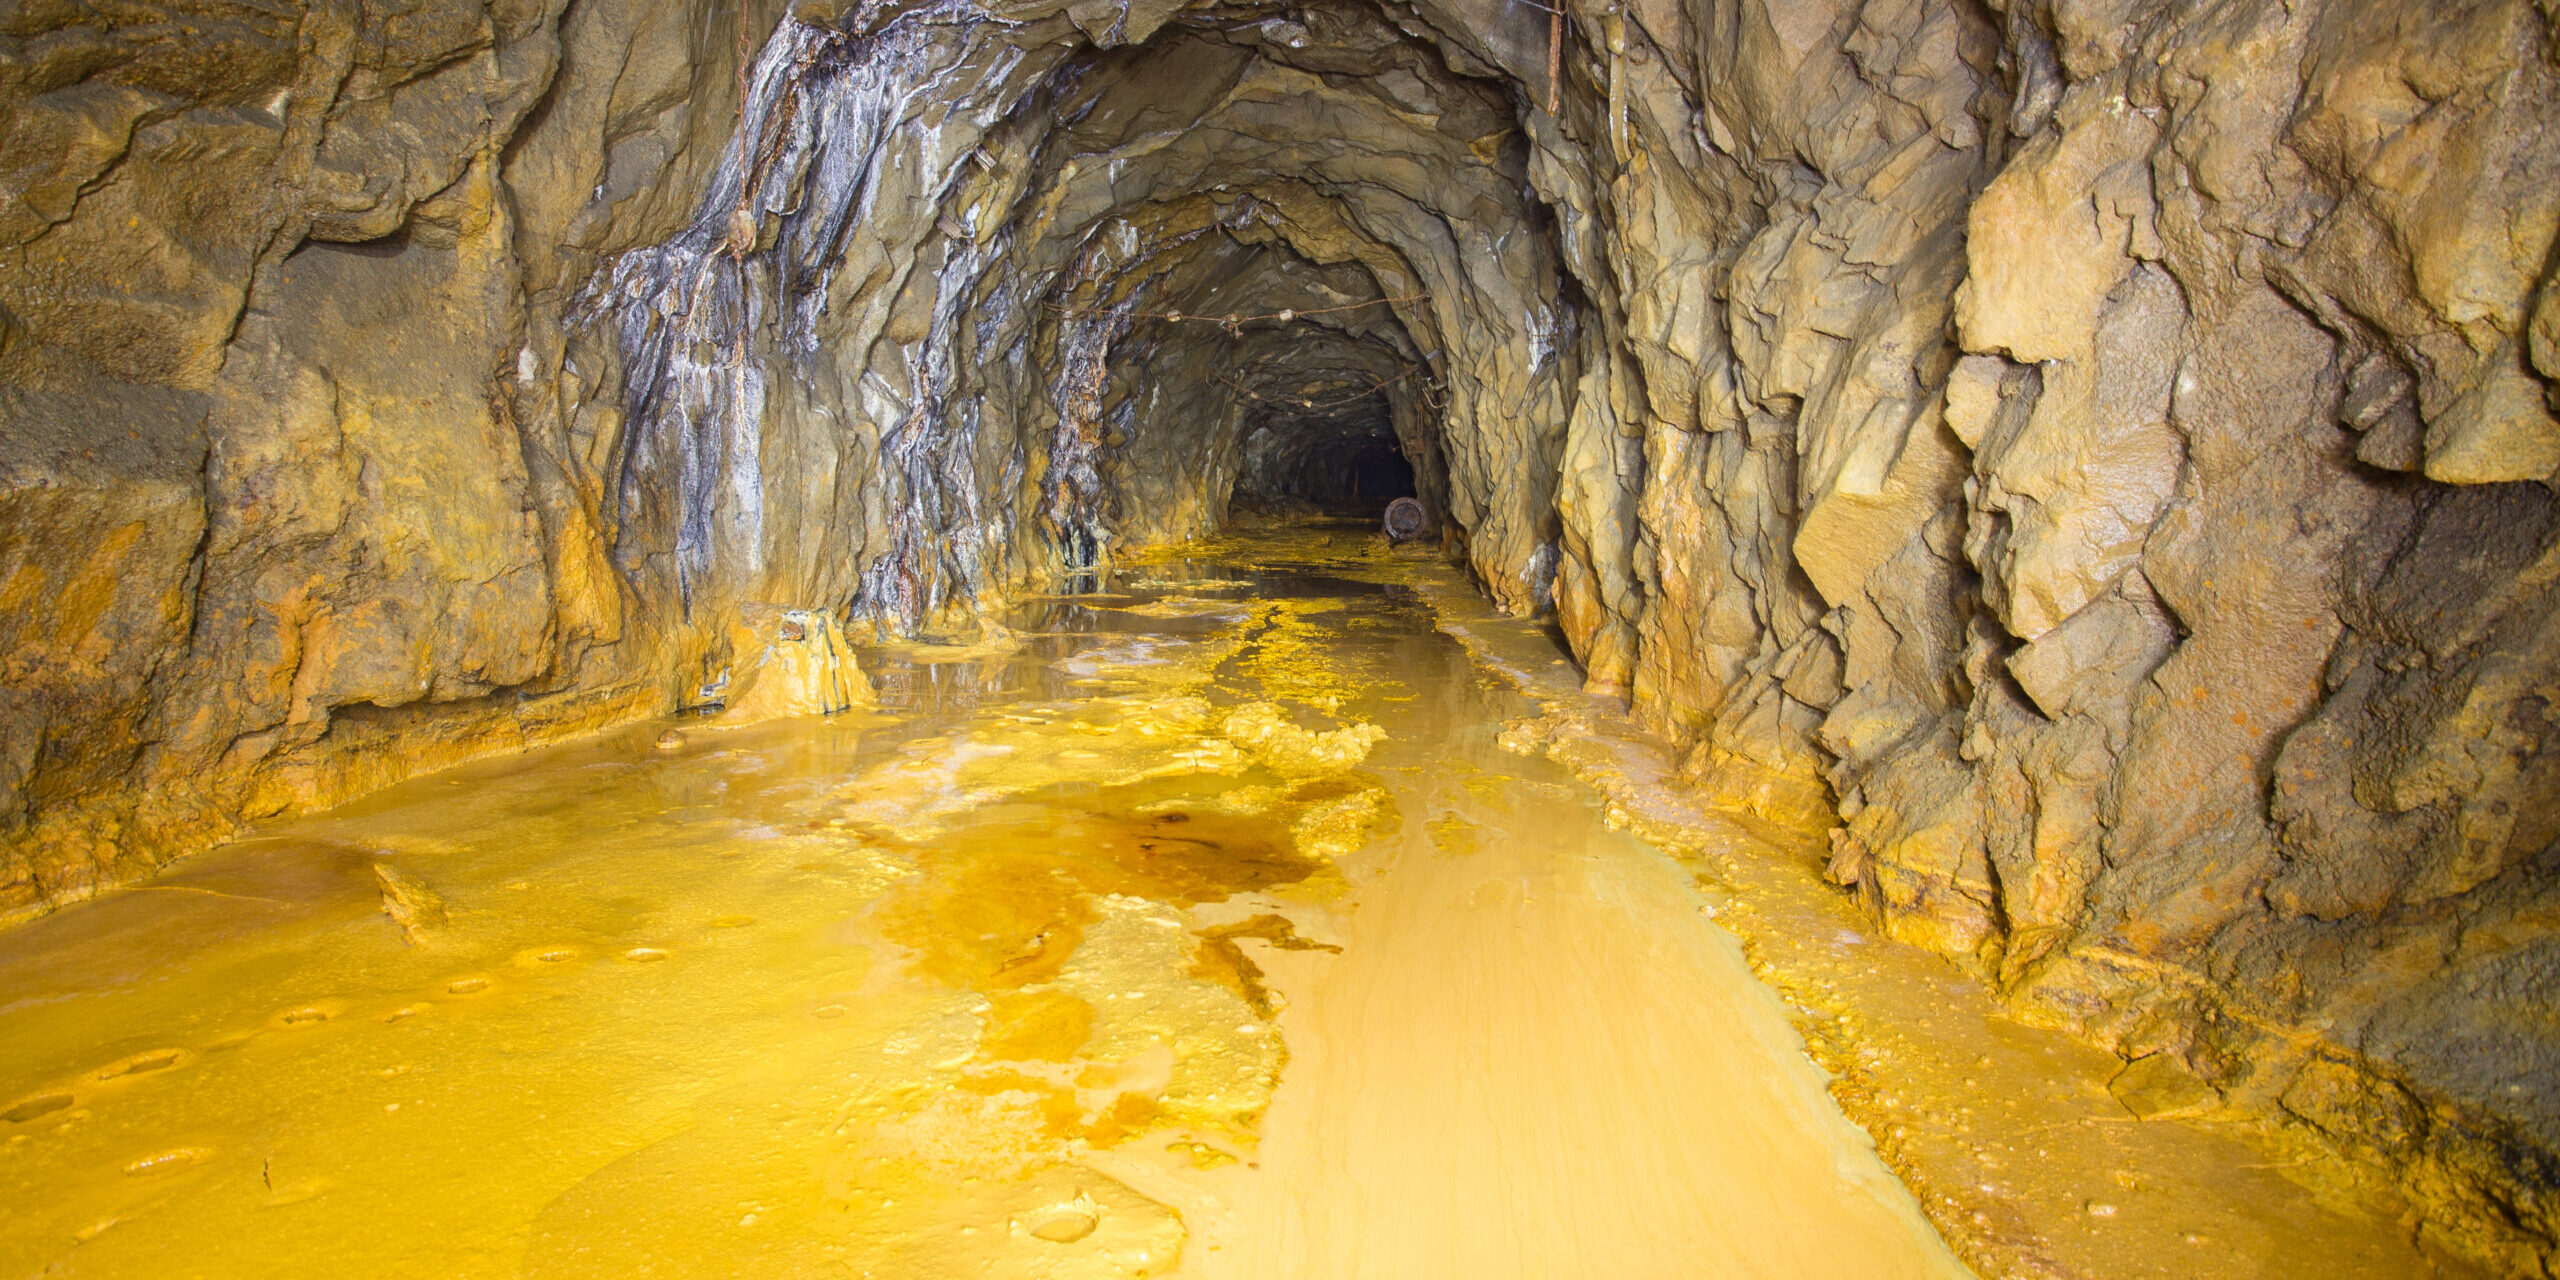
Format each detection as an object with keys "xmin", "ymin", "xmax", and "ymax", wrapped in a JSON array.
[{"xmin": 2, "ymin": 0, "xmax": 2555, "ymax": 1268}]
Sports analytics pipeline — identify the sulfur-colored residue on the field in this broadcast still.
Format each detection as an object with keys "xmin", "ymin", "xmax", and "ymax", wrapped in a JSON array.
[{"xmin": 0, "ymin": 526, "xmax": 2475, "ymax": 1280}]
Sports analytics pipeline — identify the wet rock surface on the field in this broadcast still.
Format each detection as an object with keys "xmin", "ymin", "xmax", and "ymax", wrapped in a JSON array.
[
  {"xmin": 0, "ymin": 529, "xmax": 1979, "ymax": 1278},
  {"xmin": 2, "ymin": 0, "xmax": 2556, "ymax": 1269}
]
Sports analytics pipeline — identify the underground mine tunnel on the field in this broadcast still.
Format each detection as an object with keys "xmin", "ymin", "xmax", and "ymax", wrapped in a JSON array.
[{"xmin": 1, "ymin": 0, "xmax": 2556, "ymax": 1274}]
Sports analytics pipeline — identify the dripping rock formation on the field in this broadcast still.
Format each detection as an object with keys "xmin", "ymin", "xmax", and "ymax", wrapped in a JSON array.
[{"xmin": 0, "ymin": 0, "xmax": 2554, "ymax": 1269}]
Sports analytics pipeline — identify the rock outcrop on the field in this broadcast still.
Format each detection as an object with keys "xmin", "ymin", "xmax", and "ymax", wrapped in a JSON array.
[
  {"xmin": 712, "ymin": 601, "xmax": 871, "ymax": 723},
  {"xmin": 2, "ymin": 0, "xmax": 2553, "ymax": 1268}
]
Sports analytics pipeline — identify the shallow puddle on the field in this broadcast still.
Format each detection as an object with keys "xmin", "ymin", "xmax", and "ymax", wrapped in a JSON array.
[{"xmin": 0, "ymin": 523, "xmax": 2463, "ymax": 1279}]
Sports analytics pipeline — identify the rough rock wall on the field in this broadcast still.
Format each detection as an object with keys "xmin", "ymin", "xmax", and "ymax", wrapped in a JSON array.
[
  {"xmin": 1527, "ymin": 0, "xmax": 2560, "ymax": 1269},
  {"xmin": 4, "ymin": 0, "xmax": 2556, "ymax": 1268},
  {"xmin": 0, "ymin": 0, "xmax": 1572, "ymax": 919},
  {"xmin": 0, "ymin": 0, "xmax": 650, "ymax": 914},
  {"xmin": 569, "ymin": 6, "xmax": 1571, "ymax": 623}
]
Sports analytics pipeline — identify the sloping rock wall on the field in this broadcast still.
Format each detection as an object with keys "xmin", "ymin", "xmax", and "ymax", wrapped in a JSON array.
[{"xmin": 1519, "ymin": 3, "xmax": 2557, "ymax": 1268}]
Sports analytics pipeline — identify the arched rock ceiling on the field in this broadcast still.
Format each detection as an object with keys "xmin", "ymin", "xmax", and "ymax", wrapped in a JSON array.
[{"xmin": 571, "ymin": 6, "xmax": 1568, "ymax": 631}]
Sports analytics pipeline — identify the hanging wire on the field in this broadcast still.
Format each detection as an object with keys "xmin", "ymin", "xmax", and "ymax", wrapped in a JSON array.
[
  {"xmin": 1046, "ymin": 292, "xmax": 1430, "ymax": 335},
  {"xmin": 1216, "ymin": 364, "xmax": 1430, "ymax": 411},
  {"xmin": 724, "ymin": 0, "xmax": 756, "ymax": 258},
  {"xmin": 1543, "ymin": 0, "xmax": 1564, "ymax": 112}
]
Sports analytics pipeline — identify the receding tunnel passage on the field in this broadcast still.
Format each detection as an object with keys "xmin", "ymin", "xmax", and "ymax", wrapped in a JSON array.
[
  {"xmin": 1345, "ymin": 449, "xmax": 1414, "ymax": 500},
  {"xmin": 1, "ymin": 0, "xmax": 2555, "ymax": 1276}
]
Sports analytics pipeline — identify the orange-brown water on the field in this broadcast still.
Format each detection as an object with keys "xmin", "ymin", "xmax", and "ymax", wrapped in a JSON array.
[{"xmin": 0, "ymin": 523, "xmax": 2481, "ymax": 1278}]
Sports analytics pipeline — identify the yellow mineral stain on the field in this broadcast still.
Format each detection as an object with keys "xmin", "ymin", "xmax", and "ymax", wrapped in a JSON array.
[
  {"xmin": 0, "ymin": 523, "xmax": 2470, "ymax": 1280},
  {"xmin": 981, "ymin": 990, "xmax": 1099, "ymax": 1062},
  {"xmin": 1189, "ymin": 914, "xmax": 1341, "ymax": 1018}
]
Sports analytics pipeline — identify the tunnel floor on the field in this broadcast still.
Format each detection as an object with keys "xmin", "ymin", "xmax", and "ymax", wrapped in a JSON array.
[{"xmin": 0, "ymin": 523, "xmax": 2486, "ymax": 1278}]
